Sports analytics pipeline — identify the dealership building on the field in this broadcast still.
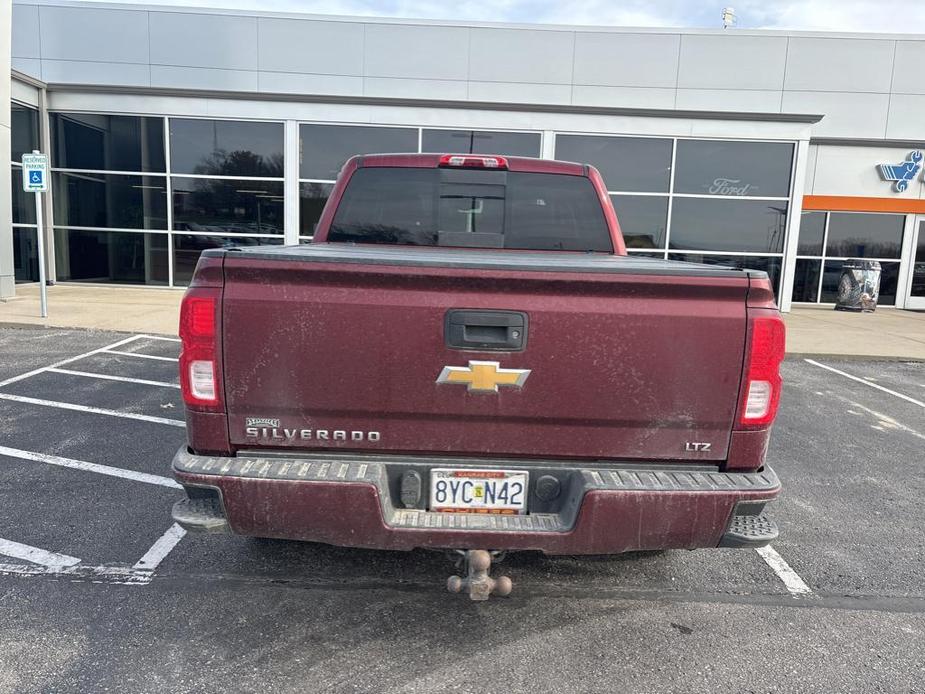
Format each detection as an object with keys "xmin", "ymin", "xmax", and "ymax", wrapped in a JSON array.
[{"xmin": 4, "ymin": 0, "xmax": 925, "ymax": 311}]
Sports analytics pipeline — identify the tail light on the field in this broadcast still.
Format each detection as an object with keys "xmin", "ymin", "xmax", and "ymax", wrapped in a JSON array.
[
  {"xmin": 179, "ymin": 288, "xmax": 222, "ymax": 410},
  {"xmin": 438, "ymin": 154, "xmax": 508, "ymax": 169},
  {"xmin": 738, "ymin": 314, "xmax": 786, "ymax": 428}
]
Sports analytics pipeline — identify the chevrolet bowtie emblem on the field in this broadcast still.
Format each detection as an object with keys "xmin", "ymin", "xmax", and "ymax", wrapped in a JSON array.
[{"xmin": 436, "ymin": 360, "xmax": 531, "ymax": 393}]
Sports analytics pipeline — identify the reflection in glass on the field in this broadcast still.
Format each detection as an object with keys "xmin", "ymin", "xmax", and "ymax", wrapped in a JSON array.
[
  {"xmin": 12, "ymin": 103, "xmax": 39, "ymax": 161},
  {"xmin": 169, "ymin": 119, "xmax": 283, "ymax": 177},
  {"xmin": 12, "ymin": 167, "xmax": 37, "ymax": 225},
  {"xmin": 626, "ymin": 250, "xmax": 666, "ymax": 259},
  {"xmin": 53, "ymin": 172, "xmax": 168, "ymax": 229},
  {"xmin": 609, "ymin": 195, "xmax": 668, "ymax": 248},
  {"xmin": 13, "ymin": 227, "xmax": 39, "ymax": 283},
  {"xmin": 173, "ymin": 234, "xmax": 283, "ymax": 285},
  {"xmin": 50, "ymin": 113, "xmax": 165, "ymax": 172},
  {"xmin": 669, "ymin": 198, "xmax": 788, "ymax": 253},
  {"xmin": 825, "ymin": 212, "xmax": 904, "ymax": 259},
  {"xmin": 421, "ymin": 129, "xmax": 541, "ymax": 157},
  {"xmin": 670, "ymin": 253, "xmax": 781, "ymax": 298},
  {"xmin": 821, "ymin": 260, "xmax": 899, "ymax": 305},
  {"xmin": 300, "ymin": 124, "xmax": 419, "ymax": 180},
  {"xmin": 797, "ymin": 211, "xmax": 826, "ymax": 256},
  {"xmin": 172, "ymin": 178, "xmax": 284, "ymax": 235},
  {"xmin": 299, "ymin": 182, "xmax": 334, "ymax": 236},
  {"xmin": 555, "ymin": 135, "xmax": 672, "ymax": 193},
  {"xmin": 674, "ymin": 140, "xmax": 793, "ymax": 198},
  {"xmin": 54, "ymin": 230, "xmax": 168, "ymax": 285},
  {"xmin": 791, "ymin": 258, "xmax": 822, "ymax": 302}
]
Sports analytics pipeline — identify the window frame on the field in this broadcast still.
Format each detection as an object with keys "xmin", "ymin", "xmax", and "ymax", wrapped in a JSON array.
[
  {"xmin": 791, "ymin": 209, "xmax": 906, "ymax": 306},
  {"xmin": 553, "ymin": 132, "xmax": 797, "ymax": 299}
]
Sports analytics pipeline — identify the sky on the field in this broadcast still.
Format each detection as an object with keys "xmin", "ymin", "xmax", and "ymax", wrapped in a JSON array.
[{"xmin": 82, "ymin": 0, "xmax": 925, "ymax": 33}]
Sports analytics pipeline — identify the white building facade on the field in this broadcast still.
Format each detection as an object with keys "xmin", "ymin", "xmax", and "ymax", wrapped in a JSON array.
[{"xmin": 6, "ymin": 0, "xmax": 925, "ymax": 311}]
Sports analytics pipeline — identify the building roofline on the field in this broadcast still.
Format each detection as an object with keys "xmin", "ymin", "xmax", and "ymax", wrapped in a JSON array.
[
  {"xmin": 42, "ymin": 82, "xmax": 826, "ymax": 124},
  {"xmin": 11, "ymin": 69, "xmax": 46, "ymax": 89},
  {"xmin": 14, "ymin": 0, "xmax": 925, "ymax": 41}
]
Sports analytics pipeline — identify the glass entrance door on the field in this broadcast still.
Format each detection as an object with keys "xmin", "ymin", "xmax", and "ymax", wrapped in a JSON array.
[{"xmin": 906, "ymin": 219, "xmax": 925, "ymax": 309}]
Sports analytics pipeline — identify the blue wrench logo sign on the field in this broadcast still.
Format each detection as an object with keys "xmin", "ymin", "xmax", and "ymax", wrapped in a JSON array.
[{"xmin": 878, "ymin": 150, "xmax": 923, "ymax": 192}]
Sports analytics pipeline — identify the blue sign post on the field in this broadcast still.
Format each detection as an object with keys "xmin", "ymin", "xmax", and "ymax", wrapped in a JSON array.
[{"xmin": 20, "ymin": 152, "xmax": 49, "ymax": 318}]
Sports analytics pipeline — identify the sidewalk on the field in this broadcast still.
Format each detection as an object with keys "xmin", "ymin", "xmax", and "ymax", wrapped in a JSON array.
[
  {"xmin": 0, "ymin": 284, "xmax": 182, "ymax": 336},
  {"xmin": 784, "ymin": 304, "xmax": 925, "ymax": 360},
  {"xmin": 1, "ymin": 283, "xmax": 924, "ymax": 359}
]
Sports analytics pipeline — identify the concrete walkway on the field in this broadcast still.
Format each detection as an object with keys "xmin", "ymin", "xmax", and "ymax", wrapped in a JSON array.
[
  {"xmin": 1, "ymin": 283, "xmax": 924, "ymax": 359},
  {"xmin": 0, "ymin": 284, "xmax": 182, "ymax": 336},
  {"xmin": 784, "ymin": 304, "xmax": 925, "ymax": 360}
]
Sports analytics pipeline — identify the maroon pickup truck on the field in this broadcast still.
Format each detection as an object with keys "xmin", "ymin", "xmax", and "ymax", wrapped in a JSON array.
[{"xmin": 171, "ymin": 153, "xmax": 785, "ymax": 600}]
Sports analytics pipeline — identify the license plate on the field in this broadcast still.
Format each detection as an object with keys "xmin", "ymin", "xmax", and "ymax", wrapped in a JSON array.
[{"xmin": 430, "ymin": 469, "xmax": 529, "ymax": 514}]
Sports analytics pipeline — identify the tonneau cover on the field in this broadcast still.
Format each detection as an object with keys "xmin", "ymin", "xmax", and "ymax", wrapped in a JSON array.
[{"xmin": 217, "ymin": 243, "xmax": 767, "ymax": 279}]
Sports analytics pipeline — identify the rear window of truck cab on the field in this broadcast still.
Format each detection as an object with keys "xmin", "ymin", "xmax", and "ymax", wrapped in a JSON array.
[{"xmin": 328, "ymin": 167, "xmax": 613, "ymax": 252}]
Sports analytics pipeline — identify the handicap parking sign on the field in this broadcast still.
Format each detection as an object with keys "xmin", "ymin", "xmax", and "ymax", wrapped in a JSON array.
[{"xmin": 21, "ymin": 153, "xmax": 49, "ymax": 192}]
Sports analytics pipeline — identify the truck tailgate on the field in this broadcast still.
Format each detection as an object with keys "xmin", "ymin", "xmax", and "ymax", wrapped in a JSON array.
[{"xmin": 220, "ymin": 247, "xmax": 750, "ymax": 462}]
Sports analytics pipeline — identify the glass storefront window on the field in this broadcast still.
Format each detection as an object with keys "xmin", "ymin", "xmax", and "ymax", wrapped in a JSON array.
[
  {"xmin": 609, "ymin": 195, "xmax": 668, "ymax": 249},
  {"xmin": 797, "ymin": 211, "xmax": 826, "ymax": 255},
  {"xmin": 821, "ymin": 259, "xmax": 900, "ymax": 304},
  {"xmin": 554, "ymin": 135, "xmax": 672, "ymax": 193},
  {"xmin": 669, "ymin": 253, "xmax": 782, "ymax": 297},
  {"xmin": 13, "ymin": 227, "xmax": 39, "ymax": 283},
  {"xmin": 791, "ymin": 258, "xmax": 822, "ymax": 302},
  {"xmin": 54, "ymin": 230, "xmax": 168, "ymax": 285},
  {"xmin": 50, "ymin": 113, "xmax": 165, "ymax": 173},
  {"xmin": 12, "ymin": 103, "xmax": 39, "ymax": 161},
  {"xmin": 674, "ymin": 140, "xmax": 793, "ymax": 198},
  {"xmin": 173, "ymin": 234, "xmax": 283, "ymax": 285},
  {"xmin": 169, "ymin": 119, "xmax": 283, "ymax": 177},
  {"xmin": 669, "ymin": 198, "xmax": 788, "ymax": 253},
  {"xmin": 12, "ymin": 167, "xmax": 37, "ymax": 225},
  {"xmin": 793, "ymin": 211, "xmax": 905, "ymax": 305},
  {"xmin": 421, "ymin": 129, "xmax": 541, "ymax": 157},
  {"xmin": 299, "ymin": 182, "xmax": 335, "ymax": 237},
  {"xmin": 300, "ymin": 124, "xmax": 418, "ymax": 180},
  {"xmin": 825, "ymin": 212, "xmax": 904, "ymax": 259},
  {"xmin": 172, "ymin": 178, "xmax": 284, "ymax": 234},
  {"xmin": 53, "ymin": 172, "xmax": 168, "ymax": 229}
]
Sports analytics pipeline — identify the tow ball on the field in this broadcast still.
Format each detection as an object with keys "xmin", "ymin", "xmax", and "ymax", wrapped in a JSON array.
[{"xmin": 446, "ymin": 550, "xmax": 513, "ymax": 601}]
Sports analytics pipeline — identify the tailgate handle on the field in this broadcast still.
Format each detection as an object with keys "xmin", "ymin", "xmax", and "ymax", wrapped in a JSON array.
[{"xmin": 445, "ymin": 310, "xmax": 527, "ymax": 351}]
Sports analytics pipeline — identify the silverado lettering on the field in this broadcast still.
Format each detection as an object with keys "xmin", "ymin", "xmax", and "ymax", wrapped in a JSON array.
[
  {"xmin": 171, "ymin": 152, "xmax": 786, "ymax": 601},
  {"xmin": 245, "ymin": 427, "xmax": 381, "ymax": 442}
]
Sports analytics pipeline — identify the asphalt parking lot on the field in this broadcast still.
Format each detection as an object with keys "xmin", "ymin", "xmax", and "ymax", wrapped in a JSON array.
[{"xmin": 0, "ymin": 326, "xmax": 923, "ymax": 693}]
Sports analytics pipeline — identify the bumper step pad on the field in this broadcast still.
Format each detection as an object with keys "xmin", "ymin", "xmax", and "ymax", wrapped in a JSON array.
[
  {"xmin": 719, "ymin": 514, "xmax": 778, "ymax": 548},
  {"xmin": 172, "ymin": 497, "xmax": 230, "ymax": 534}
]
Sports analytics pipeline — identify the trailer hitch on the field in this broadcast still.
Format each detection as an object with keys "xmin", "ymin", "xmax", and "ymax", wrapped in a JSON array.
[{"xmin": 446, "ymin": 550, "xmax": 513, "ymax": 601}]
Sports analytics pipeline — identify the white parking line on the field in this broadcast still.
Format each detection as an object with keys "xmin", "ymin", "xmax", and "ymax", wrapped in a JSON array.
[
  {"xmin": 756, "ymin": 546, "xmax": 812, "ymax": 596},
  {"xmin": 805, "ymin": 359, "xmax": 925, "ymax": 409},
  {"xmin": 139, "ymin": 335, "xmax": 181, "ymax": 343},
  {"xmin": 102, "ymin": 350, "xmax": 179, "ymax": 362},
  {"xmin": 0, "ymin": 562, "xmax": 149, "ymax": 585},
  {"xmin": 0, "ymin": 393, "xmax": 186, "ymax": 427},
  {"xmin": 48, "ymin": 368, "xmax": 180, "ymax": 389},
  {"xmin": 133, "ymin": 524, "xmax": 187, "ymax": 572},
  {"xmin": 0, "ymin": 538, "xmax": 81, "ymax": 568},
  {"xmin": 0, "ymin": 445, "xmax": 182, "ymax": 489},
  {"xmin": 0, "ymin": 334, "xmax": 145, "ymax": 388}
]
